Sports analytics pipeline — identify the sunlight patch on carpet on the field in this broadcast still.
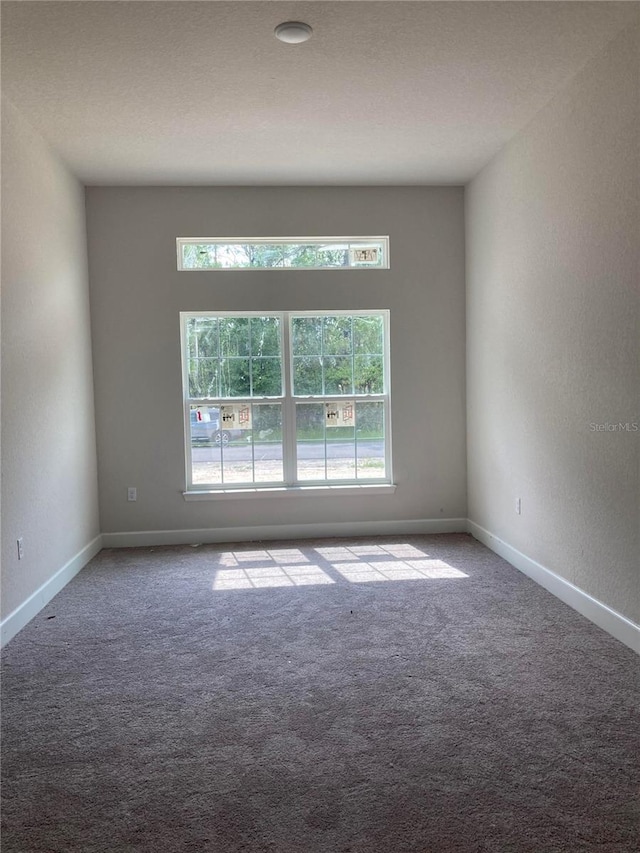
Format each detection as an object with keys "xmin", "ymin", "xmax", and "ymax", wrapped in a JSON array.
[
  {"xmin": 334, "ymin": 559, "xmax": 467, "ymax": 583},
  {"xmin": 213, "ymin": 564, "xmax": 333, "ymax": 590},
  {"xmin": 212, "ymin": 544, "xmax": 468, "ymax": 590}
]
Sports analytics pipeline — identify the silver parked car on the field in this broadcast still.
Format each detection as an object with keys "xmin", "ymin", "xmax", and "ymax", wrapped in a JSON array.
[{"xmin": 190, "ymin": 407, "xmax": 244, "ymax": 446}]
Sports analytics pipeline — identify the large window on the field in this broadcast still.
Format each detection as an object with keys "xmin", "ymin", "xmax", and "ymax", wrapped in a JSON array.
[
  {"xmin": 182, "ymin": 311, "xmax": 391, "ymax": 491},
  {"xmin": 177, "ymin": 237, "xmax": 389, "ymax": 270}
]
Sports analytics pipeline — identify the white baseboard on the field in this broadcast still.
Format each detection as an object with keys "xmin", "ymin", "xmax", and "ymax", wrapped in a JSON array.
[
  {"xmin": 6, "ymin": 522, "xmax": 635, "ymax": 656},
  {"xmin": 468, "ymin": 520, "xmax": 639, "ymax": 655},
  {"xmin": 101, "ymin": 518, "xmax": 468, "ymax": 549},
  {"xmin": 0, "ymin": 535, "xmax": 103, "ymax": 648}
]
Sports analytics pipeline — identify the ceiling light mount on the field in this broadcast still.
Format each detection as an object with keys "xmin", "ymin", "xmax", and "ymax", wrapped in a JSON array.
[{"xmin": 274, "ymin": 21, "xmax": 313, "ymax": 45}]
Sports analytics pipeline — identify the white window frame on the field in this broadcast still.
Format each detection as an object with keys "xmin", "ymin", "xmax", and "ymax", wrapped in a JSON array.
[
  {"xmin": 181, "ymin": 310, "xmax": 393, "ymax": 496},
  {"xmin": 176, "ymin": 237, "xmax": 390, "ymax": 271}
]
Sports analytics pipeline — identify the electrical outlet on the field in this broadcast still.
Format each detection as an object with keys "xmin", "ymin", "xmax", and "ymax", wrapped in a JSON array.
[
  {"xmin": 127, "ymin": 487, "xmax": 137, "ymax": 502},
  {"xmin": 516, "ymin": 497, "xmax": 522, "ymax": 515},
  {"xmin": 17, "ymin": 538, "xmax": 24, "ymax": 560}
]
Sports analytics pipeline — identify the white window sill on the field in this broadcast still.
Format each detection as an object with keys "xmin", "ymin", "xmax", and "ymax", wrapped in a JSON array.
[{"xmin": 183, "ymin": 484, "xmax": 397, "ymax": 501}]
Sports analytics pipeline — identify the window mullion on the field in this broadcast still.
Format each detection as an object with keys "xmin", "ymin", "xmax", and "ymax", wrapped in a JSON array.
[
  {"xmin": 250, "ymin": 403, "xmax": 256, "ymax": 482},
  {"xmin": 184, "ymin": 402, "xmax": 194, "ymax": 490},
  {"xmin": 181, "ymin": 318, "xmax": 195, "ymax": 491},
  {"xmin": 282, "ymin": 314, "xmax": 296, "ymax": 485},
  {"xmin": 354, "ymin": 407, "xmax": 359, "ymax": 482},
  {"xmin": 383, "ymin": 311, "xmax": 392, "ymax": 482},
  {"xmin": 352, "ymin": 317, "xmax": 358, "ymax": 479}
]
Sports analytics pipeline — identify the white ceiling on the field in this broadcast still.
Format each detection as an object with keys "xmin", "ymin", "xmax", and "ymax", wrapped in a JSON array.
[{"xmin": 2, "ymin": 1, "xmax": 637, "ymax": 185}]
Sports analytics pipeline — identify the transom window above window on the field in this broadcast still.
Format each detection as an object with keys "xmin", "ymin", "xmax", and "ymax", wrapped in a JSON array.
[
  {"xmin": 181, "ymin": 311, "xmax": 391, "ymax": 491},
  {"xmin": 177, "ymin": 237, "xmax": 389, "ymax": 270}
]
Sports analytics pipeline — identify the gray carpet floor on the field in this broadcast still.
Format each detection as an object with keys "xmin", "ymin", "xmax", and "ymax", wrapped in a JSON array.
[{"xmin": 1, "ymin": 533, "xmax": 638, "ymax": 852}]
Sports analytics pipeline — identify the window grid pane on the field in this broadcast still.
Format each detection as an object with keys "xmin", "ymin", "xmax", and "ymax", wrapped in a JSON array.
[
  {"xmin": 291, "ymin": 315, "xmax": 386, "ymax": 398},
  {"xmin": 189, "ymin": 316, "xmax": 282, "ymax": 399},
  {"xmin": 190, "ymin": 403, "xmax": 284, "ymax": 486},
  {"xmin": 295, "ymin": 400, "xmax": 386, "ymax": 483}
]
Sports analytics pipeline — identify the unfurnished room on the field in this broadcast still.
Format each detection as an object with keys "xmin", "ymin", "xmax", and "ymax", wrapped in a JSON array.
[{"xmin": 1, "ymin": 2, "xmax": 639, "ymax": 851}]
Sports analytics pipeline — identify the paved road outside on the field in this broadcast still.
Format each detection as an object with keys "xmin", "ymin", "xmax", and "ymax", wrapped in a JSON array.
[
  {"xmin": 192, "ymin": 439, "xmax": 383, "ymax": 462},
  {"xmin": 191, "ymin": 439, "xmax": 385, "ymax": 484}
]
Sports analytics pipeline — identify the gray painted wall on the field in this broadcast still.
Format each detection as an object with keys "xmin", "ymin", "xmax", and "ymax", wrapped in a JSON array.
[
  {"xmin": 466, "ymin": 23, "xmax": 639, "ymax": 623},
  {"xmin": 1, "ymin": 99, "xmax": 100, "ymax": 620},
  {"xmin": 86, "ymin": 187, "xmax": 467, "ymax": 536}
]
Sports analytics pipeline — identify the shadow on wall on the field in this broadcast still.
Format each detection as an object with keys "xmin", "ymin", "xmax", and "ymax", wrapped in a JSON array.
[{"xmin": 211, "ymin": 542, "xmax": 469, "ymax": 590}]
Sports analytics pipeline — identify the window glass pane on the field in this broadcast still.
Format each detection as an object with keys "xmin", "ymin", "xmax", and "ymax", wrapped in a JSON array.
[
  {"xmin": 356, "ymin": 402, "xmax": 385, "ymax": 479},
  {"xmin": 189, "ymin": 359, "xmax": 219, "ymax": 398},
  {"xmin": 296, "ymin": 404, "xmax": 359, "ymax": 481},
  {"xmin": 190, "ymin": 406, "xmax": 222, "ymax": 485},
  {"xmin": 222, "ymin": 447, "xmax": 252, "ymax": 482},
  {"xmin": 353, "ymin": 315, "xmax": 383, "ymax": 354},
  {"xmin": 292, "ymin": 317, "xmax": 322, "ymax": 356},
  {"xmin": 182, "ymin": 244, "xmax": 222, "ymax": 270},
  {"xmin": 283, "ymin": 244, "xmax": 319, "ymax": 267},
  {"xmin": 316, "ymin": 245, "xmax": 349, "ymax": 267},
  {"xmin": 323, "ymin": 316, "xmax": 352, "ymax": 355},
  {"xmin": 326, "ymin": 426, "xmax": 356, "ymax": 480},
  {"xmin": 354, "ymin": 355, "xmax": 384, "ymax": 394},
  {"xmin": 187, "ymin": 317, "xmax": 219, "ymax": 359},
  {"xmin": 191, "ymin": 452, "xmax": 222, "ymax": 486},
  {"xmin": 293, "ymin": 356, "xmax": 323, "ymax": 396},
  {"xmin": 219, "ymin": 406, "xmax": 251, "ymax": 483},
  {"xmin": 251, "ymin": 358, "xmax": 282, "ymax": 397},
  {"xmin": 250, "ymin": 316, "xmax": 280, "ymax": 357},
  {"xmin": 349, "ymin": 243, "xmax": 385, "ymax": 268},
  {"xmin": 324, "ymin": 356, "xmax": 353, "ymax": 395},
  {"xmin": 296, "ymin": 404, "xmax": 325, "ymax": 481},
  {"xmin": 222, "ymin": 245, "xmax": 251, "ymax": 268},
  {"xmin": 219, "ymin": 404, "xmax": 284, "ymax": 484},
  {"xmin": 253, "ymin": 404, "xmax": 283, "ymax": 482},
  {"xmin": 219, "ymin": 317, "xmax": 250, "ymax": 357},
  {"xmin": 244, "ymin": 244, "xmax": 284, "ymax": 268},
  {"xmin": 220, "ymin": 358, "xmax": 251, "ymax": 397}
]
